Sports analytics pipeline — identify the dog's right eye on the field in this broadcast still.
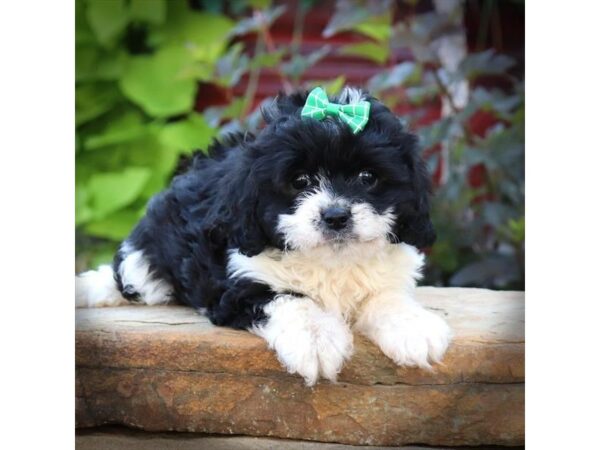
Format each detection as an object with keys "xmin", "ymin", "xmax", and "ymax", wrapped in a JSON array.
[{"xmin": 291, "ymin": 174, "xmax": 312, "ymax": 190}]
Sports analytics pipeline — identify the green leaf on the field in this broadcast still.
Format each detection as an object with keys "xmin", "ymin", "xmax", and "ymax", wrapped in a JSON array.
[
  {"xmin": 457, "ymin": 50, "xmax": 516, "ymax": 80},
  {"xmin": 76, "ymin": 0, "xmax": 96, "ymax": 45},
  {"xmin": 428, "ymin": 240, "xmax": 460, "ymax": 273},
  {"xmin": 129, "ymin": 0, "xmax": 166, "ymax": 25},
  {"xmin": 247, "ymin": 0, "xmax": 272, "ymax": 8},
  {"xmin": 322, "ymin": 0, "xmax": 391, "ymax": 39},
  {"xmin": 250, "ymin": 48, "xmax": 286, "ymax": 69},
  {"xmin": 449, "ymin": 256, "xmax": 520, "ymax": 288},
  {"xmin": 88, "ymin": 167, "xmax": 152, "ymax": 219},
  {"xmin": 481, "ymin": 202, "xmax": 517, "ymax": 228},
  {"xmin": 163, "ymin": 3, "xmax": 234, "ymax": 63},
  {"xmin": 338, "ymin": 42, "xmax": 389, "ymax": 64},
  {"xmin": 85, "ymin": 209, "xmax": 142, "ymax": 240},
  {"xmin": 405, "ymin": 84, "xmax": 440, "ymax": 105},
  {"xmin": 306, "ymin": 75, "xmax": 346, "ymax": 96},
  {"xmin": 214, "ymin": 43, "xmax": 250, "ymax": 86},
  {"xmin": 353, "ymin": 15, "xmax": 392, "ymax": 42},
  {"xmin": 76, "ymin": 185, "xmax": 94, "ymax": 226},
  {"xmin": 367, "ymin": 62, "xmax": 420, "ymax": 93},
  {"xmin": 119, "ymin": 46, "xmax": 197, "ymax": 117},
  {"xmin": 76, "ymin": 83, "xmax": 122, "ymax": 126},
  {"xmin": 159, "ymin": 113, "xmax": 216, "ymax": 154},
  {"xmin": 418, "ymin": 118, "xmax": 453, "ymax": 149},
  {"xmin": 203, "ymin": 98, "xmax": 245, "ymax": 127},
  {"xmin": 85, "ymin": 0, "xmax": 129, "ymax": 47},
  {"xmin": 83, "ymin": 110, "xmax": 149, "ymax": 150},
  {"xmin": 281, "ymin": 46, "xmax": 331, "ymax": 80},
  {"xmin": 230, "ymin": 5, "xmax": 286, "ymax": 37},
  {"xmin": 76, "ymin": 46, "xmax": 128, "ymax": 82},
  {"xmin": 89, "ymin": 245, "xmax": 120, "ymax": 268}
]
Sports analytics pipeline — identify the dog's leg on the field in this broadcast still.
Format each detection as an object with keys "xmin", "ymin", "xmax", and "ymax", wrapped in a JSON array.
[
  {"xmin": 75, "ymin": 265, "xmax": 127, "ymax": 308},
  {"xmin": 76, "ymin": 241, "xmax": 173, "ymax": 308},
  {"xmin": 213, "ymin": 283, "xmax": 353, "ymax": 385},
  {"xmin": 354, "ymin": 291, "xmax": 452, "ymax": 369}
]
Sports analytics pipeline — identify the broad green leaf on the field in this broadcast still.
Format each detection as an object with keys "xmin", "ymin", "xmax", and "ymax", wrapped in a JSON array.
[
  {"xmin": 76, "ymin": 46, "xmax": 128, "ymax": 82},
  {"xmin": 322, "ymin": 0, "xmax": 391, "ymax": 38},
  {"xmin": 353, "ymin": 16, "xmax": 392, "ymax": 42},
  {"xmin": 115, "ymin": 133, "xmax": 181, "ymax": 200},
  {"xmin": 392, "ymin": 31, "xmax": 433, "ymax": 62},
  {"xmin": 85, "ymin": 0, "xmax": 129, "ymax": 47},
  {"xmin": 405, "ymin": 84, "xmax": 440, "ymax": 104},
  {"xmin": 88, "ymin": 167, "xmax": 152, "ymax": 218},
  {"xmin": 214, "ymin": 43, "xmax": 250, "ymax": 86},
  {"xmin": 76, "ymin": 0, "xmax": 96, "ymax": 45},
  {"xmin": 418, "ymin": 117, "xmax": 453, "ymax": 149},
  {"xmin": 506, "ymin": 217, "xmax": 525, "ymax": 243},
  {"xmin": 76, "ymin": 185, "xmax": 93, "ymax": 226},
  {"xmin": 90, "ymin": 245, "xmax": 119, "ymax": 268},
  {"xmin": 481, "ymin": 202, "xmax": 517, "ymax": 228},
  {"xmin": 457, "ymin": 50, "xmax": 516, "ymax": 80},
  {"xmin": 159, "ymin": 113, "xmax": 217, "ymax": 154},
  {"xmin": 164, "ymin": 2, "xmax": 234, "ymax": 63},
  {"xmin": 203, "ymin": 98, "xmax": 245, "ymax": 127},
  {"xmin": 84, "ymin": 110, "xmax": 148, "ymax": 150},
  {"xmin": 428, "ymin": 240, "xmax": 460, "ymax": 272},
  {"xmin": 248, "ymin": 0, "xmax": 272, "ymax": 8},
  {"xmin": 338, "ymin": 42, "xmax": 389, "ymax": 64},
  {"xmin": 119, "ymin": 46, "xmax": 197, "ymax": 117},
  {"xmin": 250, "ymin": 48, "xmax": 285, "ymax": 69},
  {"xmin": 281, "ymin": 46, "xmax": 331, "ymax": 80},
  {"xmin": 85, "ymin": 209, "xmax": 142, "ymax": 240},
  {"xmin": 306, "ymin": 75, "xmax": 346, "ymax": 96},
  {"xmin": 129, "ymin": 0, "xmax": 166, "ymax": 25},
  {"xmin": 76, "ymin": 83, "xmax": 122, "ymax": 126},
  {"xmin": 367, "ymin": 62, "xmax": 420, "ymax": 93}
]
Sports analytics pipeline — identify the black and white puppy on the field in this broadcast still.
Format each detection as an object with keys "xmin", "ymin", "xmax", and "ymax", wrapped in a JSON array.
[{"xmin": 76, "ymin": 87, "xmax": 452, "ymax": 385}]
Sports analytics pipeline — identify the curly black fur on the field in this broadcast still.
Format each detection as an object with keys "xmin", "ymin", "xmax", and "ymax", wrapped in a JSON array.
[{"xmin": 112, "ymin": 89, "xmax": 435, "ymax": 329}]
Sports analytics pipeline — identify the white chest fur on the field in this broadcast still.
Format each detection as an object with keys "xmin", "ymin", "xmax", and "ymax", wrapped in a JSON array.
[{"xmin": 227, "ymin": 241, "xmax": 424, "ymax": 319}]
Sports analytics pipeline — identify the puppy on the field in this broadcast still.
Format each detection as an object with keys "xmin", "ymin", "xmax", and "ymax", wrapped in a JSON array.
[{"xmin": 76, "ymin": 86, "xmax": 452, "ymax": 385}]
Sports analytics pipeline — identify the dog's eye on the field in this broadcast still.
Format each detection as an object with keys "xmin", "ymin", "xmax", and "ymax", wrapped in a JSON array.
[
  {"xmin": 291, "ymin": 174, "xmax": 312, "ymax": 190},
  {"xmin": 358, "ymin": 171, "xmax": 377, "ymax": 186}
]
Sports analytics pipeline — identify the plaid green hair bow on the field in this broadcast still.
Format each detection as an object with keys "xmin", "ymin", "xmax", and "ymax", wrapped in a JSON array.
[{"xmin": 300, "ymin": 87, "xmax": 371, "ymax": 134}]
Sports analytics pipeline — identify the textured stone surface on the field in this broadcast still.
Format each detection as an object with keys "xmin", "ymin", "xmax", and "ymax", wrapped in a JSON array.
[
  {"xmin": 76, "ymin": 427, "xmax": 525, "ymax": 450},
  {"xmin": 76, "ymin": 287, "xmax": 524, "ymax": 447}
]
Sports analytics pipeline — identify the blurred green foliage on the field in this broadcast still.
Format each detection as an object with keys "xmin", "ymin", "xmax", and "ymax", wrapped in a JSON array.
[{"xmin": 76, "ymin": 0, "xmax": 524, "ymax": 290}]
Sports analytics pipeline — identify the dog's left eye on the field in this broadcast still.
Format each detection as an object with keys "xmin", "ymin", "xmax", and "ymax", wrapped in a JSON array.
[
  {"xmin": 358, "ymin": 170, "xmax": 377, "ymax": 186},
  {"xmin": 291, "ymin": 174, "xmax": 312, "ymax": 190}
]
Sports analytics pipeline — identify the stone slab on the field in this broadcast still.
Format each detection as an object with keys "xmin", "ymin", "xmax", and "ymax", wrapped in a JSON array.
[
  {"xmin": 76, "ymin": 287, "xmax": 524, "ymax": 447},
  {"xmin": 76, "ymin": 427, "xmax": 525, "ymax": 450}
]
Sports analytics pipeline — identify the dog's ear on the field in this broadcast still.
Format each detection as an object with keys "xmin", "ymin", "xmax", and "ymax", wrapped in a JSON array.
[
  {"xmin": 203, "ymin": 160, "xmax": 271, "ymax": 258},
  {"xmin": 228, "ymin": 184, "xmax": 270, "ymax": 256},
  {"xmin": 393, "ymin": 141, "xmax": 436, "ymax": 249}
]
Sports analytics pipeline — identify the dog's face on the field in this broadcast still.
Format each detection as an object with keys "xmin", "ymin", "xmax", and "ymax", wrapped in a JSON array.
[{"xmin": 228, "ymin": 87, "xmax": 435, "ymax": 256}]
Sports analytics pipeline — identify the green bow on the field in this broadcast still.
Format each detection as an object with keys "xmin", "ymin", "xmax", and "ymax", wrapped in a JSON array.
[{"xmin": 300, "ymin": 87, "xmax": 371, "ymax": 134}]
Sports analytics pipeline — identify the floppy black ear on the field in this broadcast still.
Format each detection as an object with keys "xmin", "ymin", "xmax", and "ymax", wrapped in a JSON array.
[
  {"xmin": 228, "ymin": 187, "xmax": 270, "ymax": 257},
  {"xmin": 393, "ymin": 148, "xmax": 436, "ymax": 249}
]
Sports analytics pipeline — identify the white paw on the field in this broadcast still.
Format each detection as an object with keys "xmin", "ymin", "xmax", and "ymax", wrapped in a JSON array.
[
  {"xmin": 361, "ymin": 306, "xmax": 452, "ymax": 369},
  {"xmin": 252, "ymin": 295, "xmax": 353, "ymax": 386}
]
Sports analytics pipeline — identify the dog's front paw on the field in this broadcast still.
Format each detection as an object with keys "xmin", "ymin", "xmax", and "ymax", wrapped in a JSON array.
[
  {"xmin": 361, "ymin": 306, "xmax": 452, "ymax": 369},
  {"xmin": 253, "ymin": 294, "xmax": 353, "ymax": 385}
]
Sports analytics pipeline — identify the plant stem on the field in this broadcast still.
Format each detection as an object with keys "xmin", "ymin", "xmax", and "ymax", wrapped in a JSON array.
[
  {"xmin": 257, "ymin": 11, "xmax": 293, "ymax": 93},
  {"xmin": 241, "ymin": 30, "xmax": 265, "ymax": 119}
]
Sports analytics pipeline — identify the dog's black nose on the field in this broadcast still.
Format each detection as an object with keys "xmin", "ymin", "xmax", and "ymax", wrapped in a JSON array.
[{"xmin": 322, "ymin": 206, "xmax": 351, "ymax": 231}]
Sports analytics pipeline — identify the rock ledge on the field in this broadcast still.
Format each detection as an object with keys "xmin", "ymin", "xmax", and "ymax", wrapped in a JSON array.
[{"xmin": 76, "ymin": 287, "xmax": 524, "ymax": 447}]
